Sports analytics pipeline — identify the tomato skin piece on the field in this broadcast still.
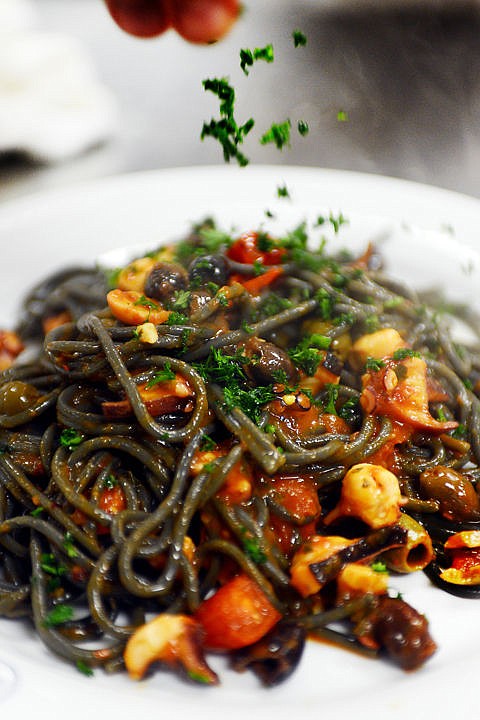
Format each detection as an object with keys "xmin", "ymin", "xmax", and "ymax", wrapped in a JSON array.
[
  {"xmin": 104, "ymin": 0, "xmax": 172, "ymax": 38},
  {"xmin": 195, "ymin": 574, "xmax": 281, "ymax": 650},
  {"xmin": 227, "ymin": 232, "xmax": 287, "ymax": 266},
  {"xmin": 172, "ymin": 0, "xmax": 240, "ymax": 43}
]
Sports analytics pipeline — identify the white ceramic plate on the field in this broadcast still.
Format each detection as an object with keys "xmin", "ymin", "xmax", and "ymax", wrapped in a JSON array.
[{"xmin": 1, "ymin": 165, "xmax": 480, "ymax": 720}]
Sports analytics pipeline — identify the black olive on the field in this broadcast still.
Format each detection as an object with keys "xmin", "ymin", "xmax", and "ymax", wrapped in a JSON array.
[
  {"xmin": 188, "ymin": 254, "xmax": 229, "ymax": 287},
  {"xmin": 244, "ymin": 336, "xmax": 297, "ymax": 385},
  {"xmin": 231, "ymin": 622, "xmax": 306, "ymax": 686},
  {"xmin": 144, "ymin": 262, "xmax": 189, "ymax": 303}
]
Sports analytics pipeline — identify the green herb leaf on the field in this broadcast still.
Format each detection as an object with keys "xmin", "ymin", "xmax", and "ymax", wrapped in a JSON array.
[
  {"xmin": 260, "ymin": 119, "xmax": 292, "ymax": 150},
  {"xmin": 145, "ymin": 362, "xmax": 176, "ymax": 388},
  {"xmin": 392, "ymin": 348, "xmax": 421, "ymax": 361},
  {"xmin": 76, "ymin": 660, "xmax": 94, "ymax": 677},
  {"xmin": 240, "ymin": 44, "xmax": 274, "ymax": 75},
  {"xmin": 365, "ymin": 357, "xmax": 386, "ymax": 372},
  {"xmin": 292, "ymin": 30, "xmax": 307, "ymax": 47},
  {"xmin": 60, "ymin": 428, "xmax": 83, "ymax": 451},
  {"xmin": 297, "ymin": 120, "xmax": 309, "ymax": 136},
  {"xmin": 43, "ymin": 604, "xmax": 74, "ymax": 628},
  {"xmin": 201, "ymin": 77, "xmax": 254, "ymax": 167},
  {"xmin": 63, "ymin": 532, "xmax": 79, "ymax": 559}
]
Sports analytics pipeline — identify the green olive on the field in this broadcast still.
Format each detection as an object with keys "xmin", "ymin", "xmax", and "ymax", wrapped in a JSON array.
[
  {"xmin": 0, "ymin": 381, "xmax": 41, "ymax": 416},
  {"xmin": 419, "ymin": 465, "xmax": 480, "ymax": 522}
]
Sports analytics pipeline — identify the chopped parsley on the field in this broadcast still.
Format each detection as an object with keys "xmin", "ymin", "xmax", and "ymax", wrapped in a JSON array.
[
  {"xmin": 43, "ymin": 604, "xmax": 74, "ymax": 628},
  {"xmin": 241, "ymin": 533, "xmax": 267, "ymax": 564},
  {"xmin": 59, "ymin": 428, "xmax": 83, "ymax": 451},
  {"xmin": 365, "ymin": 357, "xmax": 386, "ymax": 372},
  {"xmin": 240, "ymin": 44, "xmax": 274, "ymax": 75},
  {"xmin": 40, "ymin": 553, "xmax": 67, "ymax": 578},
  {"xmin": 289, "ymin": 334, "xmax": 331, "ymax": 376},
  {"xmin": 314, "ymin": 288, "xmax": 335, "ymax": 320},
  {"xmin": 292, "ymin": 30, "xmax": 307, "ymax": 47},
  {"xmin": 200, "ymin": 434, "xmax": 217, "ymax": 451},
  {"xmin": 392, "ymin": 348, "xmax": 421, "ymax": 361},
  {"xmin": 103, "ymin": 474, "xmax": 118, "ymax": 489},
  {"xmin": 259, "ymin": 293, "xmax": 293, "ymax": 318},
  {"xmin": 166, "ymin": 311, "xmax": 189, "ymax": 326},
  {"xmin": 337, "ymin": 109, "xmax": 349, "ymax": 122},
  {"xmin": 194, "ymin": 347, "xmax": 275, "ymax": 424},
  {"xmin": 223, "ymin": 384, "xmax": 275, "ymax": 424},
  {"xmin": 371, "ymin": 560, "xmax": 389, "ymax": 574},
  {"xmin": 63, "ymin": 532, "xmax": 79, "ymax": 559},
  {"xmin": 297, "ymin": 120, "xmax": 309, "ymax": 136},
  {"xmin": 168, "ymin": 289, "xmax": 191, "ymax": 312},
  {"xmin": 260, "ymin": 119, "xmax": 292, "ymax": 150},
  {"xmin": 134, "ymin": 295, "xmax": 160, "ymax": 310},
  {"xmin": 201, "ymin": 77, "xmax": 254, "ymax": 166},
  {"xmin": 323, "ymin": 383, "xmax": 339, "ymax": 415},
  {"xmin": 76, "ymin": 661, "xmax": 94, "ymax": 677},
  {"xmin": 338, "ymin": 397, "xmax": 360, "ymax": 424},
  {"xmin": 146, "ymin": 362, "xmax": 176, "ymax": 388}
]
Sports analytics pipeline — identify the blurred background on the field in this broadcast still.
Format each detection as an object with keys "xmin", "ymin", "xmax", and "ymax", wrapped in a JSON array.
[{"xmin": 2, "ymin": 0, "xmax": 480, "ymax": 202}]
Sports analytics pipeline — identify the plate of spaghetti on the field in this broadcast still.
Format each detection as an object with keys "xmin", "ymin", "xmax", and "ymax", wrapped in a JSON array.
[{"xmin": 0, "ymin": 165, "xmax": 479, "ymax": 719}]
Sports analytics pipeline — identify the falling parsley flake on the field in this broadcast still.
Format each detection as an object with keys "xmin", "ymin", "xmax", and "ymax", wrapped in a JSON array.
[
  {"xmin": 201, "ymin": 77, "xmax": 254, "ymax": 167},
  {"xmin": 292, "ymin": 30, "xmax": 307, "ymax": 47},
  {"xmin": 277, "ymin": 184, "xmax": 290, "ymax": 199},
  {"xmin": 336, "ymin": 109, "xmax": 349, "ymax": 122},
  {"xmin": 240, "ymin": 44, "xmax": 274, "ymax": 75},
  {"xmin": 260, "ymin": 120, "xmax": 292, "ymax": 150},
  {"xmin": 297, "ymin": 120, "xmax": 309, "ymax": 136}
]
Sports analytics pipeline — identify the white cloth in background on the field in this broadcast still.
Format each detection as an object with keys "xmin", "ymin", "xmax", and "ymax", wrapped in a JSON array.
[{"xmin": 0, "ymin": 0, "xmax": 118, "ymax": 162}]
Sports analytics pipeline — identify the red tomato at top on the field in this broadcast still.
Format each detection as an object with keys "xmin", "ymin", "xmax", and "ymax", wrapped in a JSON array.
[
  {"xmin": 104, "ymin": 0, "xmax": 240, "ymax": 42},
  {"xmin": 172, "ymin": 0, "xmax": 240, "ymax": 43},
  {"xmin": 104, "ymin": 0, "xmax": 171, "ymax": 38}
]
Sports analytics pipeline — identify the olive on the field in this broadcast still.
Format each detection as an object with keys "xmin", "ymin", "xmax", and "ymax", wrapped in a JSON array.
[
  {"xmin": 244, "ymin": 336, "xmax": 297, "ymax": 385},
  {"xmin": 231, "ymin": 622, "xmax": 306, "ymax": 686},
  {"xmin": 419, "ymin": 465, "xmax": 480, "ymax": 521},
  {"xmin": 188, "ymin": 254, "xmax": 229, "ymax": 287},
  {"xmin": 144, "ymin": 262, "xmax": 189, "ymax": 303},
  {"xmin": 0, "ymin": 381, "xmax": 41, "ymax": 416}
]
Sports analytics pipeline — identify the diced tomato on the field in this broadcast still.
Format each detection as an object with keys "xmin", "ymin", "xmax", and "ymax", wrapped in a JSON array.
[
  {"xmin": 195, "ymin": 573, "xmax": 281, "ymax": 650},
  {"xmin": 42, "ymin": 311, "xmax": 72, "ymax": 335},
  {"xmin": 267, "ymin": 475, "xmax": 321, "ymax": 524},
  {"xmin": 227, "ymin": 231, "xmax": 287, "ymax": 266},
  {"xmin": 265, "ymin": 475, "xmax": 320, "ymax": 555},
  {"xmin": 98, "ymin": 485, "xmax": 127, "ymax": 515}
]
